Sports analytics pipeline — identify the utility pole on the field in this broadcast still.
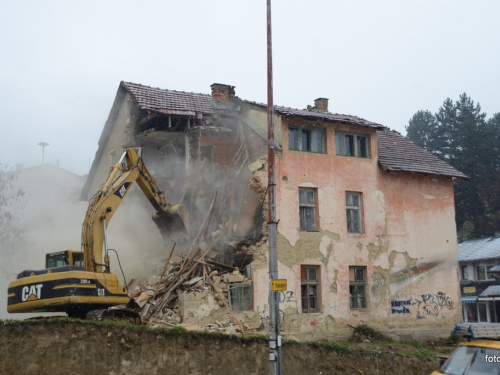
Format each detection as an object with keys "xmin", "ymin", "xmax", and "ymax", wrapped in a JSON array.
[
  {"xmin": 267, "ymin": 1, "xmax": 282, "ymax": 374},
  {"xmin": 38, "ymin": 142, "xmax": 49, "ymax": 165}
]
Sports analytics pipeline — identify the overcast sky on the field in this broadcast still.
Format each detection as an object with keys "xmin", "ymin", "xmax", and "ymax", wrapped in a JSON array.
[{"xmin": 1, "ymin": 0, "xmax": 499, "ymax": 176}]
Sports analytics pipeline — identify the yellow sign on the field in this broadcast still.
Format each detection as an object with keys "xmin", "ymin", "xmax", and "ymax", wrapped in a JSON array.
[
  {"xmin": 463, "ymin": 287, "xmax": 476, "ymax": 294},
  {"xmin": 271, "ymin": 279, "xmax": 287, "ymax": 291}
]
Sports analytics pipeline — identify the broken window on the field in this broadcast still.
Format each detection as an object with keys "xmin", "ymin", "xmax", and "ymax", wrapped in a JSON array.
[
  {"xmin": 335, "ymin": 132, "xmax": 369, "ymax": 158},
  {"xmin": 228, "ymin": 281, "xmax": 253, "ymax": 313},
  {"xmin": 289, "ymin": 126, "xmax": 325, "ymax": 153},
  {"xmin": 301, "ymin": 266, "xmax": 319, "ymax": 312},
  {"xmin": 346, "ymin": 192, "xmax": 362, "ymax": 234},
  {"xmin": 349, "ymin": 266, "xmax": 366, "ymax": 309},
  {"xmin": 299, "ymin": 188, "xmax": 317, "ymax": 231}
]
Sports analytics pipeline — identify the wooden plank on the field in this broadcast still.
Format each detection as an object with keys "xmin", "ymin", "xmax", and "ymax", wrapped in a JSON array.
[
  {"xmin": 191, "ymin": 192, "xmax": 218, "ymax": 246},
  {"xmin": 144, "ymin": 243, "xmax": 177, "ymax": 322},
  {"xmin": 227, "ymin": 184, "xmax": 236, "ymax": 237}
]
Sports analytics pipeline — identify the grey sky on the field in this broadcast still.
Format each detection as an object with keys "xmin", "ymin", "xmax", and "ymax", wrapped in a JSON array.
[{"xmin": 1, "ymin": 0, "xmax": 499, "ymax": 176}]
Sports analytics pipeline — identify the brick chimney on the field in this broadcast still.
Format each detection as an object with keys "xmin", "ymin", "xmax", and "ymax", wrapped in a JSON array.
[
  {"xmin": 210, "ymin": 83, "xmax": 236, "ymax": 106},
  {"xmin": 314, "ymin": 98, "xmax": 329, "ymax": 112}
]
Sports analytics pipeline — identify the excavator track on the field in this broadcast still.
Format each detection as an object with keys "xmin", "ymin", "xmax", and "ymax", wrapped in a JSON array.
[{"xmin": 86, "ymin": 308, "xmax": 141, "ymax": 325}]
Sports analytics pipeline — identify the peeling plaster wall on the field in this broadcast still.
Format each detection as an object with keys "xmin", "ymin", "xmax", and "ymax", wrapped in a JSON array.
[{"xmin": 250, "ymin": 117, "xmax": 461, "ymax": 341}]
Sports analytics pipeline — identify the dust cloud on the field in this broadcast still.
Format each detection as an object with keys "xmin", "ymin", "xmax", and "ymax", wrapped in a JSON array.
[{"xmin": 0, "ymin": 165, "xmax": 171, "ymax": 320}]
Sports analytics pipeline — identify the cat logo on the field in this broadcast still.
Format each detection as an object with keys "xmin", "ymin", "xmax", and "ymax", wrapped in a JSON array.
[
  {"xmin": 113, "ymin": 182, "xmax": 132, "ymax": 199},
  {"xmin": 22, "ymin": 284, "xmax": 43, "ymax": 302}
]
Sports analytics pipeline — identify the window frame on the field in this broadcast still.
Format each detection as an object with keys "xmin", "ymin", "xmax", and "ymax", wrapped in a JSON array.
[
  {"xmin": 299, "ymin": 188, "xmax": 318, "ymax": 232},
  {"xmin": 476, "ymin": 265, "xmax": 494, "ymax": 281},
  {"xmin": 288, "ymin": 126, "xmax": 325, "ymax": 154},
  {"xmin": 227, "ymin": 281, "xmax": 253, "ymax": 313},
  {"xmin": 461, "ymin": 265, "xmax": 469, "ymax": 281},
  {"xmin": 335, "ymin": 132, "xmax": 370, "ymax": 158},
  {"xmin": 349, "ymin": 266, "xmax": 367, "ymax": 310},
  {"xmin": 346, "ymin": 192, "xmax": 363, "ymax": 234},
  {"xmin": 301, "ymin": 265, "xmax": 320, "ymax": 313}
]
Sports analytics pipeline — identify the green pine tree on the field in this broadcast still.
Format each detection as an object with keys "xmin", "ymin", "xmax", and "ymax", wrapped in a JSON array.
[{"xmin": 406, "ymin": 94, "xmax": 500, "ymax": 238}]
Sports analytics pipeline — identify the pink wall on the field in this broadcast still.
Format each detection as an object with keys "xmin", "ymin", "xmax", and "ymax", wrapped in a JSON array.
[{"xmin": 251, "ymin": 117, "xmax": 460, "ymax": 340}]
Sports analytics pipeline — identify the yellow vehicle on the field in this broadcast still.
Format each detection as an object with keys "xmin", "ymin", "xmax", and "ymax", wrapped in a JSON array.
[
  {"xmin": 7, "ymin": 148, "xmax": 189, "ymax": 321},
  {"xmin": 432, "ymin": 340, "xmax": 500, "ymax": 374}
]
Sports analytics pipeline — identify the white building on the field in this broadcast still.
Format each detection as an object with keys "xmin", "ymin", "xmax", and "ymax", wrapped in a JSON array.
[{"xmin": 458, "ymin": 235, "xmax": 500, "ymax": 323}]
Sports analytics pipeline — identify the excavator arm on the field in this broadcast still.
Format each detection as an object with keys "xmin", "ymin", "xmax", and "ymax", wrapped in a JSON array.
[{"xmin": 82, "ymin": 148, "xmax": 189, "ymax": 273}]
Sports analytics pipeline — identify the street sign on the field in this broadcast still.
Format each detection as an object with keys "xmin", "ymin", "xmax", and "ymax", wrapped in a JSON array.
[{"xmin": 271, "ymin": 279, "xmax": 287, "ymax": 291}]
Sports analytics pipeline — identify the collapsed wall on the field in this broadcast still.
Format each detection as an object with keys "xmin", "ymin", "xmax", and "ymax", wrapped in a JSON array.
[{"xmin": 115, "ymin": 97, "xmax": 272, "ymax": 331}]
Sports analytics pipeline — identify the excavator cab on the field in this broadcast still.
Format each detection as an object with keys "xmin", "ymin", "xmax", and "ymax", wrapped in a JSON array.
[{"xmin": 45, "ymin": 250, "xmax": 84, "ymax": 268}]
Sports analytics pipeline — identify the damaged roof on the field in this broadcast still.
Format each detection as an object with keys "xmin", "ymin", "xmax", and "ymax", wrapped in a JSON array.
[
  {"xmin": 458, "ymin": 236, "xmax": 500, "ymax": 262},
  {"xmin": 243, "ymin": 100, "xmax": 385, "ymax": 129},
  {"xmin": 123, "ymin": 81, "xmax": 384, "ymax": 129},
  {"xmin": 377, "ymin": 129, "xmax": 468, "ymax": 179},
  {"xmin": 122, "ymin": 81, "xmax": 214, "ymax": 116},
  {"xmin": 121, "ymin": 81, "xmax": 466, "ymax": 180}
]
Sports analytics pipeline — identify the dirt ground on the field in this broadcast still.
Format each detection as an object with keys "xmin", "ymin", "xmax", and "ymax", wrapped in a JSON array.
[{"xmin": 0, "ymin": 319, "xmax": 446, "ymax": 375}]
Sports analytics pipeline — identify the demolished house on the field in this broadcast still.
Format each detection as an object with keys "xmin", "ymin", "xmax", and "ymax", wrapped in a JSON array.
[{"xmin": 81, "ymin": 81, "xmax": 468, "ymax": 340}]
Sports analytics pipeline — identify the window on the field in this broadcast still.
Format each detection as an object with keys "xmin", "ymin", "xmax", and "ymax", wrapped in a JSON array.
[
  {"xmin": 289, "ymin": 126, "xmax": 325, "ymax": 153},
  {"xmin": 72, "ymin": 253, "xmax": 83, "ymax": 267},
  {"xmin": 461, "ymin": 265, "xmax": 469, "ymax": 280},
  {"xmin": 335, "ymin": 132, "xmax": 369, "ymax": 158},
  {"xmin": 299, "ymin": 188, "xmax": 317, "ymax": 231},
  {"xmin": 478, "ymin": 302, "xmax": 488, "ymax": 322},
  {"xmin": 228, "ymin": 281, "xmax": 253, "ymax": 313},
  {"xmin": 349, "ymin": 266, "xmax": 366, "ymax": 309},
  {"xmin": 477, "ymin": 265, "xmax": 494, "ymax": 281},
  {"xmin": 301, "ymin": 266, "xmax": 319, "ymax": 312},
  {"xmin": 346, "ymin": 192, "xmax": 362, "ymax": 233}
]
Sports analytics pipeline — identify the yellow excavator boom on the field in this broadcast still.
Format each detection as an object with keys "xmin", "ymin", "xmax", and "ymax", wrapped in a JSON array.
[{"xmin": 82, "ymin": 148, "xmax": 189, "ymax": 273}]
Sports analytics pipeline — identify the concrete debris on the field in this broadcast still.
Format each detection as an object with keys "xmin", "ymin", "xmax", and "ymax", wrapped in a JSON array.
[
  {"xmin": 247, "ymin": 160, "xmax": 263, "ymax": 173},
  {"xmin": 131, "ymin": 248, "xmax": 255, "ymax": 333},
  {"xmin": 127, "ymin": 189, "xmax": 267, "ymax": 334},
  {"xmin": 183, "ymin": 276, "xmax": 203, "ymax": 286},
  {"xmin": 223, "ymin": 274, "xmax": 245, "ymax": 283}
]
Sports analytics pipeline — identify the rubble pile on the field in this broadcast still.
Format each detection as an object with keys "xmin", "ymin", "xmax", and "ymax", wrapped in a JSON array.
[
  {"xmin": 130, "ymin": 250, "xmax": 254, "ymax": 333},
  {"xmin": 128, "ymin": 189, "xmax": 264, "ymax": 333}
]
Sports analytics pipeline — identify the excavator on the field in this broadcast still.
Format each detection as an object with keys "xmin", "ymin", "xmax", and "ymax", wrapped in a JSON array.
[{"xmin": 7, "ymin": 148, "xmax": 189, "ymax": 322}]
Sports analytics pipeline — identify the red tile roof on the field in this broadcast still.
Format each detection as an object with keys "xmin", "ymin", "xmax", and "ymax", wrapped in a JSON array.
[
  {"xmin": 377, "ymin": 129, "xmax": 468, "ymax": 179},
  {"xmin": 244, "ymin": 100, "xmax": 384, "ymax": 129},
  {"xmin": 121, "ymin": 81, "xmax": 466, "ymax": 179},
  {"xmin": 122, "ymin": 81, "xmax": 214, "ymax": 116}
]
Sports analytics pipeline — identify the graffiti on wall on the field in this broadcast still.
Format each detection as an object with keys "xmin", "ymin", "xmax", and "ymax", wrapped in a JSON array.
[
  {"xmin": 257, "ymin": 304, "xmax": 285, "ymax": 328},
  {"xmin": 391, "ymin": 299, "xmax": 411, "ymax": 314},
  {"xmin": 279, "ymin": 291, "xmax": 295, "ymax": 303},
  {"xmin": 391, "ymin": 292, "xmax": 455, "ymax": 318},
  {"xmin": 413, "ymin": 292, "xmax": 453, "ymax": 316}
]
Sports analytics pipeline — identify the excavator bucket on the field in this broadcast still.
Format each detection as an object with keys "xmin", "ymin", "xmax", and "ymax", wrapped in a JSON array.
[{"xmin": 152, "ymin": 203, "xmax": 190, "ymax": 240}]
